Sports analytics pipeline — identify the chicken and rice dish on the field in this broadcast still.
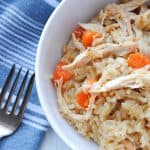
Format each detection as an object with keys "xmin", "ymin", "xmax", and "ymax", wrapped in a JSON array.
[{"xmin": 52, "ymin": 0, "xmax": 150, "ymax": 149}]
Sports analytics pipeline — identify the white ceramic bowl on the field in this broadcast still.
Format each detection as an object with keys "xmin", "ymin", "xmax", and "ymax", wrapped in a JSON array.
[{"xmin": 36, "ymin": 0, "xmax": 117, "ymax": 149}]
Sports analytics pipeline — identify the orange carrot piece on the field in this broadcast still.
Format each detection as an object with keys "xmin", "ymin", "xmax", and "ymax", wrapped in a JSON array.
[
  {"xmin": 128, "ymin": 53, "xmax": 150, "ymax": 69},
  {"xmin": 82, "ymin": 30, "xmax": 101, "ymax": 48},
  {"xmin": 73, "ymin": 26, "xmax": 85, "ymax": 40},
  {"xmin": 53, "ymin": 60, "xmax": 72, "ymax": 82},
  {"xmin": 76, "ymin": 91, "xmax": 90, "ymax": 108}
]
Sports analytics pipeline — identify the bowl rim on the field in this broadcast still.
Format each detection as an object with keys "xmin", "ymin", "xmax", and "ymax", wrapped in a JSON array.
[{"xmin": 35, "ymin": 0, "xmax": 79, "ymax": 149}]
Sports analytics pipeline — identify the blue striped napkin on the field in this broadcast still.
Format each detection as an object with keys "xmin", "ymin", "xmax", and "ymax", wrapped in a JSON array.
[{"xmin": 0, "ymin": 0, "xmax": 60, "ymax": 149}]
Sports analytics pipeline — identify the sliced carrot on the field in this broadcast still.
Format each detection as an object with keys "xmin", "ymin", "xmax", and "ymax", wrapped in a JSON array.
[
  {"xmin": 86, "ymin": 78, "xmax": 97, "ymax": 84},
  {"xmin": 73, "ymin": 26, "xmax": 85, "ymax": 40},
  {"xmin": 128, "ymin": 52, "xmax": 150, "ymax": 69},
  {"xmin": 53, "ymin": 60, "xmax": 72, "ymax": 82},
  {"xmin": 76, "ymin": 91, "xmax": 90, "ymax": 108},
  {"xmin": 82, "ymin": 30, "xmax": 102, "ymax": 48}
]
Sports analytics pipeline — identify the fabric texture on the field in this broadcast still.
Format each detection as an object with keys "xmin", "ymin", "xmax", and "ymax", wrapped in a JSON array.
[{"xmin": 0, "ymin": 0, "xmax": 60, "ymax": 149}]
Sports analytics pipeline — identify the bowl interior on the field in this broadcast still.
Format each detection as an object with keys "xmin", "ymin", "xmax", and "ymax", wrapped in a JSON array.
[{"xmin": 36, "ymin": 0, "xmax": 117, "ymax": 149}]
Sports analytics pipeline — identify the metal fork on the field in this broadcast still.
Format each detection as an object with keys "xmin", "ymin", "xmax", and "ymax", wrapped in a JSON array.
[{"xmin": 0, "ymin": 64, "xmax": 35, "ymax": 138}]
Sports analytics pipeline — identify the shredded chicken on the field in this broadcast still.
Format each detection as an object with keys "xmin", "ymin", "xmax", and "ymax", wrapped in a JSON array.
[
  {"xmin": 136, "ymin": 10, "xmax": 150, "ymax": 31},
  {"xmin": 90, "ymin": 72, "xmax": 150, "ymax": 93},
  {"xmin": 140, "ymin": 5, "xmax": 150, "ymax": 14},
  {"xmin": 134, "ymin": 27, "xmax": 150, "ymax": 56},
  {"xmin": 133, "ymin": 65, "xmax": 150, "ymax": 73},
  {"xmin": 123, "ymin": 140, "xmax": 136, "ymax": 150},
  {"xmin": 88, "ymin": 42, "xmax": 136, "ymax": 58},
  {"xmin": 111, "ymin": 28, "xmax": 134, "ymax": 44},
  {"xmin": 119, "ymin": 0, "xmax": 149, "ymax": 11},
  {"xmin": 79, "ymin": 23, "xmax": 104, "ymax": 33},
  {"xmin": 62, "ymin": 51, "xmax": 90, "ymax": 69},
  {"xmin": 63, "ymin": 42, "xmax": 136, "ymax": 70},
  {"xmin": 105, "ymin": 23, "xmax": 120, "ymax": 32}
]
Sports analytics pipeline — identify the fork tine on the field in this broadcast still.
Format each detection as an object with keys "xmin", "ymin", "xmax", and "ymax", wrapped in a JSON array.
[
  {"xmin": 3, "ymin": 68, "xmax": 22, "ymax": 112},
  {"xmin": 19, "ymin": 73, "xmax": 35, "ymax": 117},
  {"xmin": 0, "ymin": 64, "xmax": 15, "ymax": 107},
  {"xmin": 11, "ymin": 70, "xmax": 29, "ymax": 115}
]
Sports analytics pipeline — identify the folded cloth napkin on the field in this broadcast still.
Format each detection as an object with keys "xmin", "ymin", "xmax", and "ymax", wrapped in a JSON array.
[{"xmin": 0, "ymin": 0, "xmax": 60, "ymax": 149}]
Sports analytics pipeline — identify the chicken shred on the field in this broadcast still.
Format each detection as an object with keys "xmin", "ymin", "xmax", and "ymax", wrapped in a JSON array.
[
  {"xmin": 136, "ymin": 10, "xmax": 150, "ymax": 31},
  {"xmin": 90, "ymin": 72, "xmax": 150, "ymax": 93},
  {"xmin": 63, "ymin": 42, "xmax": 136, "ymax": 70}
]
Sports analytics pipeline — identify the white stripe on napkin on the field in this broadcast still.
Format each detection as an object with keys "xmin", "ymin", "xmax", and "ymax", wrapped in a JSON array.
[
  {"xmin": 24, "ymin": 113, "xmax": 49, "ymax": 126},
  {"xmin": 23, "ymin": 119, "xmax": 47, "ymax": 131},
  {"xmin": 0, "ymin": 1, "xmax": 43, "ymax": 30},
  {"xmin": 0, "ymin": 45, "xmax": 35, "ymax": 67},
  {"xmin": 0, "ymin": 6, "xmax": 41, "ymax": 34},
  {"xmin": 26, "ymin": 102, "xmax": 45, "ymax": 116},
  {"xmin": 0, "ymin": 35, "xmax": 35, "ymax": 58},
  {"xmin": 44, "ymin": 0, "xmax": 59, "ymax": 8},
  {"xmin": 0, "ymin": 51, "xmax": 34, "ymax": 71},
  {"xmin": 1, "ymin": 15, "xmax": 40, "ymax": 39},
  {"xmin": 0, "ymin": 24, "xmax": 37, "ymax": 48}
]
